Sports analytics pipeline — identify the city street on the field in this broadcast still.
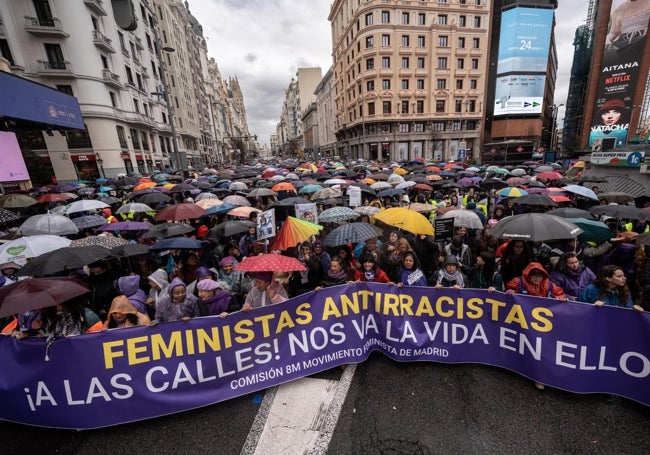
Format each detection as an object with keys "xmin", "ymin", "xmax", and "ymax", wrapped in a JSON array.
[{"xmin": 2, "ymin": 353, "xmax": 649, "ymax": 454}]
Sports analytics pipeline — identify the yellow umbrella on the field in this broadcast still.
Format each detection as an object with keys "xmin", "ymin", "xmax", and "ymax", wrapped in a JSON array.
[
  {"xmin": 361, "ymin": 177, "xmax": 376, "ymax": 185},
  {"xmin": 374, "ymin": 207, "xmax": 434, "ymax": 236},
  {"xmin": 393, "ymin": 168, "xmax": 408, "ymax": 175},
  {"xmin": 162, "ymin": 183, "xmax": 176, "ymax": 189},
  {"xmin": 134, "ymin": 182, "xmax": 157, "ymax": 191},
  {"xmin": 426, "ymin": 174, "xmax": 442, "ymax": 181}
]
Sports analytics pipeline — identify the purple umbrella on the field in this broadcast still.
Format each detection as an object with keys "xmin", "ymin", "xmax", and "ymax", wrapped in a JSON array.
[
  {"xmin": 97, "ymin": 221, "xmax": 153, "ymax": 231},
  {"xmin": 457, "ymin": 177, "xmax": 475, "ymax": 188}
]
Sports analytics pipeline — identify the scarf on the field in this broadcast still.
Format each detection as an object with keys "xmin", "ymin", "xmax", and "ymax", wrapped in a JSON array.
[
  {"xmin": 328, "ymin": 268, "xmax": 347, "ymax": 280},
  {"xmin": 440, "ymin": 269, "xmax": 465, "ymax": 287},
  {"xmin": 565, "ymin": 266, "xmax": 583, "ymax": 280}
]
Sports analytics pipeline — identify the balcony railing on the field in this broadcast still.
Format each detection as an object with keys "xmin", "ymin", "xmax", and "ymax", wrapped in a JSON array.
[
  {"xmin": 102, "ymin": 69, "xmax": 122, "ymax": 88},
  {"xmin": 92, "ymin": 30, "xmax": 115, "ymax": 53},
  {"xmin": 37, "ymin": 60, "xmax": 74, "ymax": 76},
  {"xmin": 83, "ymin": 0, "xmax": 107, "ymax": 16},
  {"xmin": 24, "ymin": 16, "xmax": 69, "ymax": 37}
]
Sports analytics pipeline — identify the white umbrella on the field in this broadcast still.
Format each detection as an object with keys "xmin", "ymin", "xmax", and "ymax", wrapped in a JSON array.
[
  {"xmin": 116, "ymin": 203, "xmax": 154, "ymax": 215},
  {"xmin": 195, "ymin": 192, "xmax": 220, "ymax": 201},
  {"xmin": 65, "ymin": 199, "xmax": 110, "ymax": 214},
  {"xmin": 396, "ymin": 180, "xmax": 417, "ymax": 189},
  {"xmin": 19, "ymin": 212, "xmax": 79, "ymax": 236},
  {"xmin": 323, "ymin": 178, "xmax": 347, "ymax": 185},
  {"xmin": 371, "ymin": 181, "xmax": 393, "ymax": 190},
  {"xmin": 228, "ymin": 181, "xmax": 248, "ymax": 191},
  {"xmin": 387, "ymin": 173, "xmax": 406, "ymax": 184},
  {"xmin": 438, "ymin": 209, "xmax": 484, "ymax": 230},
  {"xmin": 0, "ymin": 235, "xmax": 72, "ymax": 266}
]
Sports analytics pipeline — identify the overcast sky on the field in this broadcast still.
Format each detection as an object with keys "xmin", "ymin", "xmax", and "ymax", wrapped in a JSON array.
[{"xmin": 190, "ymin": 0, "xmax": 590, "ymax": 145}]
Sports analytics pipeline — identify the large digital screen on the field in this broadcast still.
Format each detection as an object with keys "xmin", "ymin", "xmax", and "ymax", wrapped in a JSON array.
[
  {"xmin": 589, "ymin": 0, "xmax": 650, "ymax": 147},
  {"xmin": 0, "ymin": 132, "xmax": 30, "ymax": 182},
  {"xmin": 493, "ymin": 7, "xmax": 554, "ymax": 117}
]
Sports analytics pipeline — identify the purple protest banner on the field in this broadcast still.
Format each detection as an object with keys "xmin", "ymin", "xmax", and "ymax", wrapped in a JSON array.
[{"xmin": 1, "ymin": 283, "xmax": 649, "ymax": 429}]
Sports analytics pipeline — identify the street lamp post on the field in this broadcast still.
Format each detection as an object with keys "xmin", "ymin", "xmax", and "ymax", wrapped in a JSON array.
[
  {"xmin": 550, "ymin": 103, "xmax": 564, "ymax": 157},
  {"xmin": 96, "ymin": 155, "xmax": 105, "ymax": 178}
]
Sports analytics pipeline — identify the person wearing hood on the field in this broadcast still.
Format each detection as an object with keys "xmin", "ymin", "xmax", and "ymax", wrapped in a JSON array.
[
  {"xmin": 506, "ymin": 262, "xmax": 567, "ymax": 390},
  {"xmin": 549, "ymin": 252, "xmax": 596, "ymax": 301},
  {"xmin": 0, "ymin": 261, "xmax": 21, "ymax": 282},
  {"xmin": 84, "ymin": 261, "xmax": 120, "ymax": 320},
  {"xmin": 147, "ymin": 268, "xmax": 170, "ymax": 317},
  {"xmin": 196, "ymin": 279, "xmax": 233, "ymax": 318},
  {"xmin": 434, "ymin": 255, "xmax": 468, "ymax": 289},
  {"xmin": 103, "ymin": 295, "xmax": 151, "ymax": 329},
  {"xmin": 243, "ymin": 272, "xmax": 288, "ymax": 311},
  {"xmin": 186, "ymin": 265, "xmax": 215, "ymax": 297},
  {"xmin": 114, "ymin": 275, "xmax": 148, "ymax": 315},
  {"xmin": 152, "ymin": 277, "xmax": 198, "ymax": 323},
  {"xmin": 506, "ymin": 262, "xmax": 567, "ymax": 300}
]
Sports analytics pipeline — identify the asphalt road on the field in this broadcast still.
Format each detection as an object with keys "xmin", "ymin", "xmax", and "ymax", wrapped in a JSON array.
[{"xmin": 2, "ymin": 354, "xmax": 649, "ymax": 454}]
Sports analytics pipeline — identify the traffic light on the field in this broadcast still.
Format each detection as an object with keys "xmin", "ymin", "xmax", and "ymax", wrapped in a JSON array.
[{"xmin": 111, "ymin": 0, "xmax": 137, "ymax": 31}]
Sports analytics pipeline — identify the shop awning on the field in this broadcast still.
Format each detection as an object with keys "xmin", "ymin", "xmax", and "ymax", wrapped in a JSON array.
[{"xmin": 0, "ymin": 71, "xmax": 84, "ymax": 131}]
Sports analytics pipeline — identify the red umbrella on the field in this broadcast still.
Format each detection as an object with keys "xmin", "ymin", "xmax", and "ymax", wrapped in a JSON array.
[
  {"xmin": 155, "ymin": 203, "xmax": 206, "ymax": 221},
  {"xmin": 537, "ymin": 171, "xmax": 563, "ymax": 180},
  {"xmin": 37, "ymin": 193, "xmax": 77, "ymax": 203},
  {"xmin": 272, "ymin": 182, "xmax": 297, "ymax": 192},
  {"xmin": 413, "ymin": 183, "xmax": 433, "ymax": 191},
  {"xmin": 234, "ymin": 253, "xmax": 307, "ymax": 272},
  {"xmin": 0, "ymin": 277, "xmax": 90, "ymax": 318}
]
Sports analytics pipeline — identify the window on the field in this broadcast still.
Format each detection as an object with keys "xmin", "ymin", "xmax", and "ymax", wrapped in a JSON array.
[
  {"xmin": 417, "ymin": 79, "xmax": 425, "ymax": 90},
  {"xmin": 432, "ymin": 121, "xmax": 445, "ymax": 132},
  {"xmin": 56, "ymin": 85, "xmax": 73, "ymax": 96},
  {"xmin": 458, "ymin": 37, "xmax": 465, "ymax": 48},
  {"xmin": 470, "ymin": 79, "xmax": 477, "ymax": 89},
  {"xmin": 418, "ymin": 13, "xmax": 426, "ymax": 25},
  {"xmin": 438, "ymin": 14, "xmax": 447, "ymax": 25},
  {"xmin": 365, "ymin": 13, "xmax": 373, "ymax": 26},
  {"xmin": 417, "ymin": 35, "xmax": 425, "ymax": 47},
  {"xmin": 109, "ymin": 92, "xmax": 117, "ymax": 107},
  {"xmin": 399, "ymin": 121, "xmax": 410, "ymax": 131},
  {"xmin": 125, "ymin": 66, "xmax": 134, "ymax": 85},
  {"xmin": 455, "ymin": 100, "xmax": 464, "ymax": 113},
  {"xmin": 471, "ymin": 58, "xmax": 479, "ymax": 69},
  {"xmin": 437, "ymin": 79, "xmax": 447, "ymax": 89},
  {"xmin": 383, "ymin": 101, "xmax": 392, "ymax": 114},
  {"xmin": 437, "ymin": 57, "xmax": 447, "ymax": 68},
  {"xmin": 366, "ymin": 102, "xmax": 374, "ymax": 116},
  {"xmin": 44, "ymin": 43, "xmax": 65, "ymax": 68},
  {"xmin": 115, "ymin": 126, "xmax": 128, "ymax": 148},
  {"xmin": 141, "ymin": 131, "xmax": 149, "ymax": 151},
  {"xmin": 402, "ymin": 12, "xmax": 409, "ymax": 24},
  {"xmin": 468, "ymin": 100, "xmax": 476, "ymax": 112},
  {"xmin": 457, "ymin": 58, "xmax": 464, "ymax": 69},
  {"xmin": 133, "ymin": 98, "xmax": 140, "ymax": 113},
  {"xmin": 0, "ymin": 39, "xmax": 14, "ymax": 65},
  {"xmin": 451, "ymin": 120, "xmax": 461, "ymax": 131},
  {"xmin": 401, "ymin": 79, "xmax": 409, "ymax": 89},
  {"xmin": 416, "ymin": 101, "xmax": 424, "ymax": 114},
  {"xmin": 436, "ymin": 100, "xmax": 445, "ymax": 113},
  {"xmin": 417, "ymin": 57, "xmax": 425, "ymax": 69},
  {"xmin": 101, "ymin": 55, "xmax": 109, "ymax": 69},
  {"xmin": 401, "ymin": 57, "xmax": 409, "ymax": 69},
  {"xmin": 438, "ymin": 36, "xmax": 448, "ymax": 47},
  {"xmin": 467, "ymin": 120, "xmax": 477, "ymax": 130},
  {"xmin": 456, "ymin": 79, "xmax": 463, "ymax": 89},
  {"xmin": 459, "ymin": 15, "xmax": 466, "ymax": 27},
  {"xmin": 367, "ymin": 80, "xmax": 375, "ymax": 91},
  {"xmin": 366, "ymin": 36, "xmax": 374, "ymax": 48},
  {"xmin": 366, "ymin": 58, "xmax": 374, "ymax": 70},
  {"xmin": 474, "ymin": 16, "xmax": 481, "ymax": 28},
  {"xmin": 382, "ymin": 34, "xmax": 390, "ymax": 46},
  {"xmin": 472, "ymin": 37, "xmax": 480, "ymax": 49},
  {"xmin": 402, "ymin": 35, "xmax": 410, "ymax": 47},
  {"xmin": 382, "ymin": 56, "xmax": 390, "ymax": 68},
  {"xmin": 382, "ymin": 79, "xmax": 391, "ymax": 90},
  {"xmin": 136, "ymin": 73, "xmax": 143, "ymax": 90},
  {"xmin": 381, "ymin": 124, "xmax": 391, "ymax": 133},
  {"xmin": 381, "ymin": 11, "xmax": 390, "ymax": 23},
  {"xmin": 130, "ymin": 128, "xmax": 141, "ymax": 149}
]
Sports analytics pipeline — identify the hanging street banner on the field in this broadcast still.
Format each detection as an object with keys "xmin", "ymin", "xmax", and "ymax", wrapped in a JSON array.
[{"xmin": 1, "ymin": 283, "xmax": 649, "ymax": 430}]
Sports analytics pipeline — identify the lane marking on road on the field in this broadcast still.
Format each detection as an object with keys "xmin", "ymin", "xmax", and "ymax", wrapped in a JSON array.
[{"xmin": 241, "ymin": 365, "xmax": 356, "ymax": 455}]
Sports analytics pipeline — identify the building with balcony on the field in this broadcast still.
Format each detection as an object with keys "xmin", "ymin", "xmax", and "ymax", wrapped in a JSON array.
[{"xmin": 328, "ymin": 0, "xmax": 490, "ymax": 162}]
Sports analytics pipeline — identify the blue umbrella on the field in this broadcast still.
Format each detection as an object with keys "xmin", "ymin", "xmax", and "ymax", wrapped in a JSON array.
[
  {"xmin": 568, "ymin": 218, "xmax": 615, "ymax": 244},
  {"xmin": 150, "ymin": 237, "xmax": 204, "ymax": 250},
  {"xmin": 299, "ymin": 184, "xmax": 324, "ymax": 194},
  {"xmin": 206, "ymin": 202, "xmax": 237, "ymax": 215},
  {"xmin": 377, "ymin": 188, "xmax": 404, "ymax": 198},
  {"xmin": 562, "ymin": 185, "xmax": 598, "ymax": 201}
]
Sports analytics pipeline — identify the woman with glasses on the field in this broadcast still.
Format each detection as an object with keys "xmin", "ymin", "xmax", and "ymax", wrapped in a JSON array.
[{"xmin": 579, "ymin": 265, "xmax": 643, "ymax": 312}]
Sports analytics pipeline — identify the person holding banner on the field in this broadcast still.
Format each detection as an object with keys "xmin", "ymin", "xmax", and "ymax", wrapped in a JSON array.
[
  {"xmin": 242, "ymin": 271, "xmax": 288, "ymax": 310},
  {"xmin": 433, "ymin": 255, "xmax": 468, "ymax": 290},
  {"xmin": 396, "ymin": 251, "xmax": 428, "ymax": 287},
  {"xmin": 578, "ymin": 265, "xmax": 644, "ymax": 311},
  {"xmin": 316, "ymin": 256, "xmax": 353, "ymax": 289},
  {"xmin": 152, "ymin": 278, "xmax": 198, "ymax": 324},
  {"xmin": 103, "ymin": 295, "xmax": 151, "ymax": 329},
  {"xmin": 354, "ymin": 254, "xmax": 393, "ymax": 284}
]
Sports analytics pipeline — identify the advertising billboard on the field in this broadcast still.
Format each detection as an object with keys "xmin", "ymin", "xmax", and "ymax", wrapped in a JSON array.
[
  {"xmin": 493, "ymin": 7, "xmax": 554, "ymax": 116},
  {"xmin": 589, "ymin": 0, "xmax": 650, "ymax": 147},
  {"xmin": 0, "ymin": 132, "xmax": 30, "ymax": 182}
]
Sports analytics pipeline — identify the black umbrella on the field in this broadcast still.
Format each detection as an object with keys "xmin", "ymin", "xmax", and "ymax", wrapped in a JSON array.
[
  {"xmin": 137, "ymin": 192, "xmax": 172, "ymax": 205},
  {"xmin": 209, "ymin": 220, "xmax": 256, "ymax": 237},
  {"xmin": 110, "ymin": 243, "xmax": 150, "ymax": 258},
  {"xmin": 169, "ymin": 183, "xmax": 197, "ymax": 193},
  {"xmin": 0, "ymin": 277, "xmax": 90, "ymax": 318},
  {"xmin": 511, "ymin": 194, "xmax": 557, "ymax": 206},
  {"xmin": 0, "ymin": 207, "xmax": 20, "ymax": 224},
  {"xmin": 489, "ymin": 213, "xmax": 583, "ymax": 241},
  {"xmin": 547, "ymin": 207, "xmax": 595, "ymax": 219},
  {"xmin": 16, "ymin": 246, "xmax": 111, "ymax": 277},
  {"xmin": 590, "ymin": 205, "xmax": 650, "ymax": 221},
  {"xmin": 480, "ymin": 178, "xmax": 508, "ymax": 190},
  {"xmin": 142, "ymin": 222, "xmax": 195, "ymax": 239},
  {"xmin": 322, "ymin": 222, "xmax": 383, "ymax": 247}
]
